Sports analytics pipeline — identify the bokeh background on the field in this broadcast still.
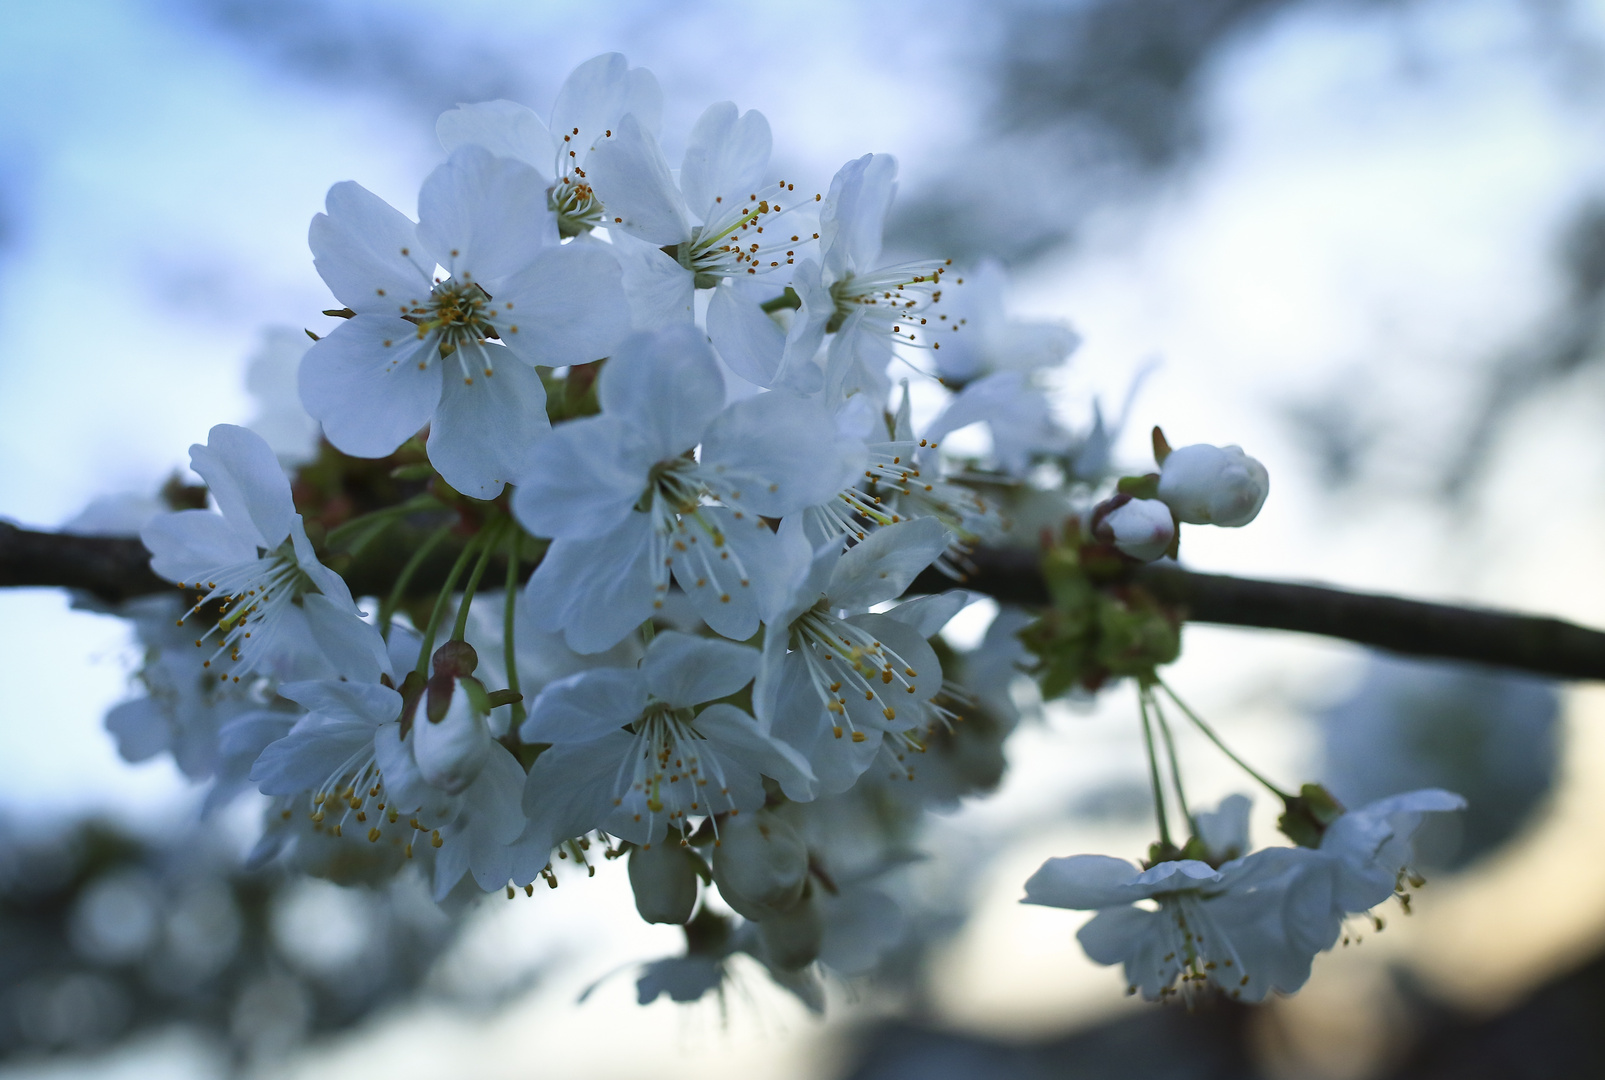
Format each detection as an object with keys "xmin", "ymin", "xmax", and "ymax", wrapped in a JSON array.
[{"xmin": 5, "ymin": 1, "xmax": 1605, "ymax": 1076}]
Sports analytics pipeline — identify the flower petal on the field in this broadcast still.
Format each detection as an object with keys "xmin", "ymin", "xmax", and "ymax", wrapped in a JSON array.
[
  {"xmin": 513, "ymin": 416, "xmax": 650, "ymax": 540},
  {"xmin": 585, "ymin": 113, "xmax": 691, "ymax": 245},
  {"xmin": 692, "ymin": 703, "xmax": 816, "ymax": 803},
  {"xmin": 188, "ymin": 424, "xmax": 294, "ymax": 550},
  {"xmin": 701, "ymin": 392, "xmax": 865, "ymax": 518},
  {"xmin": 641, "ymin": 630, "xmax": 758, "ymax": 707},
  {"xmin": 597, "ymin": 326, "xmax": 726, "ymax": 458},
  {"xmin": 310, "ymin": 181, "xmax": 433, "ymax": 314},
  {"xmin": 427, "ymin": 347, "xmax": 552, "ymax": 499},
  {"xmin": 521, "ymin": 667, "xmax": 648, "ymax": 744},
  {"xmin": 299, "ymin": 315, "xmax": 441, "ymax": 458},
  {"xmin": 416, "ymin": 146, "xmax": 558, "ymax": 283},
  {"xmin": 495, "ymin": 241, "xmax": 629, "ymax": 367},
  {"xmin": 522, "ymin": 518, "xmax": 658, "ymax": 654},
  {"xmin": 436, "ymin": 100, "xmax": 555, "ymax": 180},
  {"xmin": 825, "ymin": 517, "xmax": 949, "ymax": 612},
  {"xmin": 679, "ymin": 102, "xmax": 772, "ymax": 223}
]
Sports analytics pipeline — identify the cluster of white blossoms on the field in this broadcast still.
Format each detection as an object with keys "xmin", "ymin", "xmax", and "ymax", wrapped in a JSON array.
[{"xmin": 101, "ymin": 53, "xmax": 1462, "ymax": 1009}]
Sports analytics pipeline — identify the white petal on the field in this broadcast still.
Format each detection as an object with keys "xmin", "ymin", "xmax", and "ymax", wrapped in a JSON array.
[
  {"xmin": 300, "ymin": 593, "xmax": 390, "ymax": 683},
  {"xmin": 520, "ymin": 667, "xmax": 647, "ymax": 744},
  {"xmin": 706, "ymin": 285, "xmax": 785, "ymax": 387},
  {"xmin": 820, "ymin": 153, "xmax": 896, "ymax": 279},
  {"xmin": 188, "ymin": 424, "xmax": 294, "ymax": 549},
  {"xmin": 881, "ymin": 591, "xmax": 973, "ymax": 640},
  {"xmin": 701, "ymin": 393, "xmax": 866, "ymax": 518},
  {"xmin": 597, "ymin": 326, "xmax": 726, "ymax": 456},
  {"xmin": 679, "ymin": 102, "xmax": 772, "ymax": 223},
  {"xmin": 416, "ymin": 146, "xmax": 558, "ymax": 283},
  {"xmin": 641, "ymin": 631, "xmax": 758, "ymax": 707},
  {"xmin": 552, "ymin": 52, "xmax": 662, "ymax": 149},
  {"xmin": 766, "ymin": 652, "xmax": 880, "ymax": 795},
  {"xmin": 436, "ymin": 100, "xmax": 555, "ymax": 180},
  {"xmin": 612, "ymin": 231, "xmax": 695, "ymax": 328},
  {"xmin": 494, "ymin": 242, "xmax": 629, "ymax": 367},
  {"xmin": 250, "ymin": 717, "xmax": 377, "ymax": 795},
  {"xmin": 585, "ymin": 113, "xmax": 691, "ymax": 245},
  {"xmin": 1075, "ymin": 904, "xmax": 1156, "ymax": 966},
  {"xmin": 513, "ymin": 416, "xmax": 650, "ymax": 540},
  {"xmin": 522, "ymin": 730, "xmax": 637, "ymax": 851},
  {"xmin": 427, "ymin": 348, "xmax": 551, "ymax": 499},
  {"xmin": 826, "ymin": 517, "xmax": 949, "ymax": 611},
  {"xmin": 670, "ymin": 508, "xmax": 781, "ymax": 642},
  {"xmin": 142, "ymin": 510, "xmax": 256, "ymax": 584},
  {"xmin": 522, "ymin": 519, "xmax": 658, "ymax": 654},
  {"xmin": 841, "ymin": 613, "xmax": 940, "ymax": 733},
  {"xmin": 310, "ymin": 181, "xmax": 433, "ymax": 313},
  {"xmin": 694, "ymin": 705, "xmax": 815, "ymax": 804},
  {"xmin": 278, "ymin": 679, "xmax": 401, "ymax": 725},
  {"xmin": 1022, "ymin": 854, "xmax": 1144, "ymax": 910},
  {"xmin": 299, "ymin": 315, "xmax": 441, "ymax": 458}
]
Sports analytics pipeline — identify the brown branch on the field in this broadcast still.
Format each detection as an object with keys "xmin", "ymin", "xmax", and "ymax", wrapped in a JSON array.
[
  {"xmin": 8, "ymin": 521, "xmax": 1605, "ymax": 681},
  {"xmin": 912, "ymin": 549, "xmax": 1605, "ymax": 681}
]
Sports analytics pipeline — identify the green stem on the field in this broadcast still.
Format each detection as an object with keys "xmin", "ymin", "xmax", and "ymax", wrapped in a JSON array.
[
  {"xmin": 503, "ymin": 529, "xmax": 525, "ymax": 727},
  {"xmin": 415, "ymin": 530, "xmax": 487, "ymax": 678},
  {"xmin": 1157, "ymin": 679, "xmax": 1290, "ymax": 800},
  {"xmin": 379, "ymin": 521, "xmax": 452, "ymax": 638},
  {"xmin": 640, "ymin": 618, "xmax": 656, "ymax": 647},
  {"xmin": 1148, "ymin": 689, "xmax": 1192, "ymax": 833},
  {"xmin": 450, "ymin": 520, "xmax": 503, "ymax": 643},
  {"xmin": 1137, "ymin": 688, "xmax": 1173, "ymax": 849},
  {"xmin": 324, "ymin": 493, "xmax": 441, "ymax": 549}
]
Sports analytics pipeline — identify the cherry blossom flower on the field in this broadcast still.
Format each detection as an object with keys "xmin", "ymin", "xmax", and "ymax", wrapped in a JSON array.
[
  {"xmin": 437, "ymin": 52, "xmax": 662, "ymax": 238},
  {"xmin": 1158, "ymin": 443, "xmax": 1270, "ymax": 528},
  {"xmin": 299, "ymin": 145, "xmax": 629, "ymax": 497},
  {"xmin": 514, "ymin": 326, "xmax": 860, "ymax": 653},
  {"xmin": 518, "ymin": 630, "xmax": 814, "ymax": 856},
  {"xmin": 140, "ymin": 425, "xmax": 388, "ymax": 685}
]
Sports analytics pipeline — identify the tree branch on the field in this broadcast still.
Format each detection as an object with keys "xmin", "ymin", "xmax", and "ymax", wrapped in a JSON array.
[{"xmin": 7, "ymin": 521, "xmax": 1604, "ymax": 681}]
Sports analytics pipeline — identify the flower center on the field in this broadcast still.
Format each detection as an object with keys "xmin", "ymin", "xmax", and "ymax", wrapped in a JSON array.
[
  {"xmin": 302, "ymin": 748, "xmax": 442, "ymax": 858},
  {"xmin": 826, "ymin": 261, "xmax": 952, "ymax": 344},
  {"xmin": 618, "ymin": 705, "xmax": 739, "ymax": 832},
  {"xmin": 175, "ymin": 543, "xmax": 312, "ymax": 683},
  {"xmin": 668, "ymin": 181, "xmax": 815, "ymax": 287},
  {"xmin": 415, "ymin": 279, "xmax": 496, "ymax": 348},
  {"xmin": 792, "ymin": 608, "xmax": 923, "ymax": 740}
]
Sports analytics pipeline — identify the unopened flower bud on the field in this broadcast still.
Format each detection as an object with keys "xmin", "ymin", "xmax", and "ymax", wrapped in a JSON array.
[
  {"xmin": 1102, "ymin": 498, "xmax": 1175, "ymax": 561},
  {"xmin": 628, "ymin": 841, "xmax": 700, "ymax": 925},
  {"xmin": 413, "ymin": 682, "xmax": 492, "ymax": 794},
  {"xmin": 756, "ymin": 887, "xmax": 823, "ymax": 970},
  {"xmin": 1157, "ymin": 444, "xmax": 1269, "ymax": 527},
  {"xmin": 711, "ymin": 811, "xmax": 808, "ymax": 921},
  {"xmin": 431, "ymin": 639, "xmax": 478, "ymax": 678}
]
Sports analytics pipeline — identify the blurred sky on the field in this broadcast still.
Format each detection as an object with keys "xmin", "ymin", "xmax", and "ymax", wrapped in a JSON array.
[{"xmin": 4, "ymin": 1, "xmax": 1605, "ymax": 1077}]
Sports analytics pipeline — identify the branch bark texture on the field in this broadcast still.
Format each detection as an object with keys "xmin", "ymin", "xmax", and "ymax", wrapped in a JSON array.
[{"xmin": 7, "ymin": 521, "xmax": 1604, "ymax": 681}]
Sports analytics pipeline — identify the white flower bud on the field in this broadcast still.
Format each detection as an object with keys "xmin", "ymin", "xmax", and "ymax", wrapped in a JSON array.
[
  {"xmin": 756, "ymin": 888, "xmax": 823, "ymax": 970},
  {"xmin": 1103, "ymin": 498, "xmax": 1175, "ymax": 561},
  {"xmin": 1157, "ymin": 444, "xmax": 1269, "ymax": 527},
  {"xmin": 710, "ymin": 811, "xmax": 808, "ymax": 921},
  {"xmin": 628, "ymin": 841, "xmax": 700, "ymax": 925},
  {"xmin": 412, "ymin": 684, "xmax": 491, "ymax": 795}
]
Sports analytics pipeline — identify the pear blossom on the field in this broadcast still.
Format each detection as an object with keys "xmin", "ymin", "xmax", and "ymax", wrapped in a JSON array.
[
  {"xmin": 437, "ymin": 52, "xmax": 662, "ymax": 237},
  {"xmin": 1157, "ymin": 443, "xmax": 1270, "ymax": 528},
  {"xmin": 519, "ymin": 631, "xmax": 815, "ymax": 858},
  {"xmin": 514, "ymin": 326, "xmax": 860, "ymax": 653},
  {"xmin": 140, "ymin": 424, "xmax": 388, "ymax": 685},
  {"xmin": 755, "ymin": 518, "xmax": 950, "ymax": 793},
  {"xmin": 298, "ymin": 145, "xmax": 629, "ymax": 497}
]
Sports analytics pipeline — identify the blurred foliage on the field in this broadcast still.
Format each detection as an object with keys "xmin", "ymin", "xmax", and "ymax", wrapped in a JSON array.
[
  {"xmin": 0, "ymin": 816, "xmax": 462, "ymax": 1069},
  {"xmin": 1319, "ymin": 656, "xmax": 1558, "ymax": 869}
]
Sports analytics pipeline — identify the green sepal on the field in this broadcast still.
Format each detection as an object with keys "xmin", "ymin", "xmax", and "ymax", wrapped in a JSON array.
[
  {"xmin": 1116, "ymin": 473, "xmax": 1161, "ymax": 501},
  {"xmin": 1277, "ymin": 783, "xmax": 1347, "ymax": 849}
]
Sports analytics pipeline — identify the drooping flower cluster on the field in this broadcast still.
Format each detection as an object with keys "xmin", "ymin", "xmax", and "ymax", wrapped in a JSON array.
[{"xmin": 96, "ymin": 51, "xmax": 1460, "ymax": 1013}]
